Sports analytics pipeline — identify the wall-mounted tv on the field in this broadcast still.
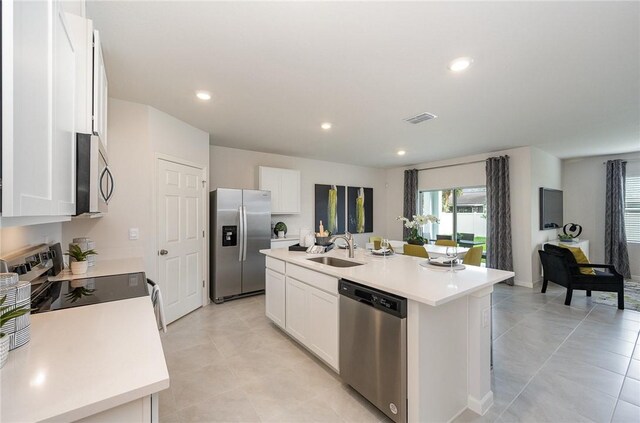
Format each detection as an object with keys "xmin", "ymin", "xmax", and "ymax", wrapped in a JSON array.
[{"xmin": 539, "ymin": 188, "xmax": 563, "ymax": 230}]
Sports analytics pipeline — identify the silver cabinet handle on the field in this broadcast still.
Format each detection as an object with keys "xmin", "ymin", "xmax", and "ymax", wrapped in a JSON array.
[{"xmin": 159, "ymin": 249, "xmax": 168, "ymax": 256}]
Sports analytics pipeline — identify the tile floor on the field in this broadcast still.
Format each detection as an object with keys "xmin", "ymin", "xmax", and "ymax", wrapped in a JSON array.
[{"xmin": 159, "ymin": 283, "xmax": 640, "ymax": 423}]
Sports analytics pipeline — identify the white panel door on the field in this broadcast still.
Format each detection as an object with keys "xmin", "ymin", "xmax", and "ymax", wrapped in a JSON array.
[
  {"xmin": 265, "ymin": 268, "xmax": 285, "ymax": 328},
  {"xmin": 308, "ymin": 286, "xmax": 339, "ymax": 370},
  {"xmin": 157, "ymin": 159, "xmax": 204, "ymax": 323},
  {"xmin": 285, "ymin": 277, "xmax": 308, "ymax": 344}
]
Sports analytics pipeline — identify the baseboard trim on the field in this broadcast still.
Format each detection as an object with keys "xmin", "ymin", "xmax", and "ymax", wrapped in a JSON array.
[
  {"xmin": 468, "ymin": 391, "xmax": 494, "ymax": 416},
  {"xmin": 514, "ymin": 279, "xmax": 534, "ymax": 288}
]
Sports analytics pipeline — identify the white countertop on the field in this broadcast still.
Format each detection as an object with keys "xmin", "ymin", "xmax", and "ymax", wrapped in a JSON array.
[
  {"xmin": 0, "ymin": 296, "xmax": 169, "ymax": 422},
  {"xmin": 48, "ymin": 257, "xmax": 145, "ymax": 282},
  {"xmin": 261, "ymin": 248, "xmax": 514, "ymax": 306}
]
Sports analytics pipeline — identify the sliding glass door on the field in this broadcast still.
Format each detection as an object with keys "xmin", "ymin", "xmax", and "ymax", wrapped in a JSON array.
[{"xmin": 419, "ymin": 187, "xmax": 487, "ymax": 252}]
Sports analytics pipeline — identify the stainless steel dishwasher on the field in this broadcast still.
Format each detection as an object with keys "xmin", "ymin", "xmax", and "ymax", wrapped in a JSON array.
[{"xmin": 339, "ymin": 279, "xmax": 408, "ymax": 423}]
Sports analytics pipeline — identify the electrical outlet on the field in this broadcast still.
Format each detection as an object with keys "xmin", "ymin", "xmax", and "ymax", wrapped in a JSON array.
[
  {"xmin": 129, "ymin": 228, "xmax": 139, "ymax": 240},
  {"xmin": 482, "ymin": 308, "xmax": 490, "ymax": 328}
]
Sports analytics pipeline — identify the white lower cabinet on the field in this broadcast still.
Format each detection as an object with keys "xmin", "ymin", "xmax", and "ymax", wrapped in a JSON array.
[
  {"xmin": 307, "ymin": 287, "xmax": 339, "ymax": 368},
  {"xmin": 265, "ymin": 268, "xmax": 286, "ymax": 329},
  {"xmin": 285, "ymin": 277, "xmax": 309, "ymax": 344},
  {"xmin": 76, "ymin": 394, "xmax": 156, "ymax": 423},
  {"xmin": 264, "ymin": 259, "xmax": 340, "ymax": 372}
]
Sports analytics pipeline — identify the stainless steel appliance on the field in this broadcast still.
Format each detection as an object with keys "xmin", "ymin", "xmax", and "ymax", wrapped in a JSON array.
[
  {"xmin": 339, "ymin": 279, "xmax": 408, "ymax": 423},
  {"xmin": 75, "ymin": 133, "xmax": 112, "ymax": 216},
  {"xmin": 210, "ymin": 188, "xmax": 271, "ymax": 303},
  {"xmin": 31, "ymin": 272, "xmax": 148, "ymax": 314}
]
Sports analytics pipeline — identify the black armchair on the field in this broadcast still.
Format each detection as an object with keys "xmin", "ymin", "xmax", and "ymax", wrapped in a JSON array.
[{"xmin": 539, "ymin": 244, "xmax": 624, "ymax": 309}]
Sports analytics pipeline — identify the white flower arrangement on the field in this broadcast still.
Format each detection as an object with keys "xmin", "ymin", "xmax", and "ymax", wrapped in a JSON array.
[{"xmin": 396, "ymin": 214, "xmax": 440, "ymax": 228}]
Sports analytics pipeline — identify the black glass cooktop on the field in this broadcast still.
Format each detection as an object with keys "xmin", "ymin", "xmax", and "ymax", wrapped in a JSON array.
[{"xmin": 31, "ymin": 272, "xmax": 149, "ymax": 314}]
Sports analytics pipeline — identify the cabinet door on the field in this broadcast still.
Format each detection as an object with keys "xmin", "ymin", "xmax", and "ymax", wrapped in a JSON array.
[
  {"xmin": 92, "ymin": 30, "xmax": 108, "ymax": 149},
  {"xmin": 265, "ymin": 269, "xmax": 286, "ymax": 328},
  {"xmin": 308, "ymin": 286, "xmax": 339, "ymax": 371},
  {"xmin": 259, "ymin": 167, "xmax": 281, "ymax": 213},
  {"xmin": 280, "ymin": 169, "xmax": 300, "ymax": 213},
  {"xmin": 2, "ymin": 0, "xmax": 55, "ymax": 216},
  {"xmin": 52, "ymin": 5, "xmax": 76, "ymax": 215},
  {"xmin": 285, "ymin": 277, "xmax": 308, "ymax": 344}
]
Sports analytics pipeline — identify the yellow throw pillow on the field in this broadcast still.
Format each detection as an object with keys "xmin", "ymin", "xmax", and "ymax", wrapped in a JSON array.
[{"xmin": 559, "ymin": 244, "xmax": 595, "ymax": 275}]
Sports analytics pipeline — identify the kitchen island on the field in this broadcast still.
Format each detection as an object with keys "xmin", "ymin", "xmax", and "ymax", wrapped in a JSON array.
[
  {"xmin": 0, "ymin": 296, "xmax": 169, "ymax": 422},
  {"xmin": 260, "ymin": 247, "xmax": 514, "ymax": 422}
]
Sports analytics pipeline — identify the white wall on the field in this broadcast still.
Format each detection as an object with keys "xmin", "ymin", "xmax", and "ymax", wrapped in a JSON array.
[
  {"xmin": 62, "ymin": 99, "xmax": 210, "ymax": 282},
  {"xmin": 0, "ymin": 223, "xmax": 62, "ymax": 256},
  {"xmin": 530, "ymin": 147, "xmax": 563, "ymax": 280},
  {"xmin": 209, "ymin": 145, "xmax": 387, "ymax": 246},
  {"xmin": 384, "ymin": 146, "xmax": 559, "ymax": 287},
  {"xmin": 563, "ymin": 152, "xmax": 640, "ymax": 278}
]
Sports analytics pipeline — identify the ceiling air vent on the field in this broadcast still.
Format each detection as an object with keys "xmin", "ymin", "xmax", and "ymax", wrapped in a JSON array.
[{"xmin": 404, "ymin": 112, "xmax": 437, "ymax": 124}]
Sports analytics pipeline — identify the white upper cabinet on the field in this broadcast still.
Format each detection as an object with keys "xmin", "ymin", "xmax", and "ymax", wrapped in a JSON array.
[
  {"xmin": 66, "ymin": 15, "xmax": 108, "ymax": 151},
  {"xmin": 53, "ymin": 8, "xmax": 76, "ymax": 216},
  {"xmin": 92, "ymin": 30, "xmax": 108, "ymax": 149},
  {"xmin": 1, "ymin": 0, "xmax": 76, "ymax": 218},
  {"xmin": 258, "ymin": 166, "xmax": 300, "ymax": 214},
  {"xmin": 66, "ymin": 12, "xmax": 93, "ymax": 134}
]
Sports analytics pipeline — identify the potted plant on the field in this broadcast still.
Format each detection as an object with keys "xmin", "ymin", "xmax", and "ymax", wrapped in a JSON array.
[
  {"xmin": 397, "ymin": 214, "xmax": 440, "ymax": 245},
  {"xmin": 65, "ymin": 244, "xmax": 98, "ymax": 275},
  {"xmin": 0, "ymin": 295, "xmax": 30, "ymax": 368}
]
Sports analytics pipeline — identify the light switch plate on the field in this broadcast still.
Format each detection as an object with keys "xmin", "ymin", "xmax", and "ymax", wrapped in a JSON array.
[{"xmin": 129, "ymin": 228, "xmax": 139, "ymax": 240}]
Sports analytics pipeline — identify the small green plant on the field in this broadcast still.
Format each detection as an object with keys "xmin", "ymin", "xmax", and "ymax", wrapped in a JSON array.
[
  {"xmin": 65, "ymin": 244, "xmax": 98, "ymax": 262},
  {"xmin": 0, "ymin": 295, "xmax": 30, "ymax": 338}
]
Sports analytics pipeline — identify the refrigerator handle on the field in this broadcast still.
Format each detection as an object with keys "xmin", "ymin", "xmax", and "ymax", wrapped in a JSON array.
[
  {"xmin": 242, "ymin": 206, "xmax": 248, "ymax": 261},
  {"xmin": 238, "ymin": 206, "xmax": 244, "ymax": 262}
]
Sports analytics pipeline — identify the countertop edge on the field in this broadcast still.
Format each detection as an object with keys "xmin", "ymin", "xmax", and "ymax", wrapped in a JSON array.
[{"xmin": 260, "ymin": 249, "xmax": 514, "ymax": 306}]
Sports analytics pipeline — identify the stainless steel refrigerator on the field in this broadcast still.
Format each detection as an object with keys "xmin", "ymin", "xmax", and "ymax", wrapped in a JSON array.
[{"xmin": 210, "ymin": 188, "xmax": 271, "ymax": 303}]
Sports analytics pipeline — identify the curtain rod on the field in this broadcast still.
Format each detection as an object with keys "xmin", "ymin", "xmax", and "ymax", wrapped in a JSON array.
[
  {"xmin": 603, "ymin": 158, "xmax": 640, "ymax": 164},
  {"xmin": 416, "ymin": 156, "xmax": 510, "ymax": 172}
]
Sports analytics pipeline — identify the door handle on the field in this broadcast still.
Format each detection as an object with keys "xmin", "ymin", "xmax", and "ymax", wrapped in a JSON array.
[
  {"xmin": 159, "ymin": 249, "xmax": 168, "ymax": 256},
  {"xmin": 238, "ymin": 206, "xmax": 244, "ymax": 262},
  {"xmin": 242, "ymin": 206, "xmax": 248, "ymax": 261}
]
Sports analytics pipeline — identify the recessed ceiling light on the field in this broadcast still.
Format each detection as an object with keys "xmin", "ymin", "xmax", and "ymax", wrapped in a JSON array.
[
  {"xmin": 195, "ymin": 91, "xmax": 211, "ymax": 100},
  {"xmin": 448, "ymin": 57, "xmax": 473, "ymax": 72},
  {"xmin": 321, "ymin": 122, "xmax": 332, "ymax": 130},
  {"xmin": 397, "ymin": 150, "xmax": 406, "ymax": 156}
]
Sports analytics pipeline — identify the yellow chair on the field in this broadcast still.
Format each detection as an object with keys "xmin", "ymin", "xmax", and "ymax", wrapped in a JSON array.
[
  {"xmin": 369, "ymin": 236, "xmax": 382, "ymax": 243},
  {"xmin": 463, "ymin": 246, "xmax": 483, "ymax": 266},
  {"xmin": 403, "ymin": 244, "xmax": 429, "ymax": 258},
  {"xmin": 435, "ymin": 239, "xmax": 457, "ymax": 247}
]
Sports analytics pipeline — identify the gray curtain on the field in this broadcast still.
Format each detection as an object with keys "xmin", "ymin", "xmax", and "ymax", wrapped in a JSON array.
[
  {"xmin": 486, "ymin": 156, "xmax": 514, "ymax": 285},
  {"xmin": 403, "ymin": 169, "xmax": 418, "ymax": 240},
  {"xmin": 605, "ymin": 160, "xmax": 631, "ymax": 279}
]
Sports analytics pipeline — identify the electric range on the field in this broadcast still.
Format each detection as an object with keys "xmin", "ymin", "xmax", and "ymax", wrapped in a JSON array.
[{"xmin": 31, "ymin": 272, "xmax": 149, "ymax": 314}]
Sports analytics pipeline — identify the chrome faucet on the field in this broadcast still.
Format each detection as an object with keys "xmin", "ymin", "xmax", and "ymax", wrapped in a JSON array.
[{"xmin": 329, "ymin": 232, "xmax": 355, "ymax": 258}]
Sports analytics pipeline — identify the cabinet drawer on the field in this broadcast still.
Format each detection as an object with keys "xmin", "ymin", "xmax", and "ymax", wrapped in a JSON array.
[
  {"xmin": 266, "ymin": 257, "xmax": 285, "ymax": 274},
  {"xmin": 287, "ymin": 264, "xmax": 338, "ymax": 295}
]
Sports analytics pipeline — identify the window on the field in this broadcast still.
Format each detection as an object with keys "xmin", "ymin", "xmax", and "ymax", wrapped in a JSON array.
[
  {"xmin": 419, "ymin": 187, "xmax": 487, "ymax": 251},
  {"xmin": 625, "ymin": 174, "xmax": 640, "ymax": 243}
]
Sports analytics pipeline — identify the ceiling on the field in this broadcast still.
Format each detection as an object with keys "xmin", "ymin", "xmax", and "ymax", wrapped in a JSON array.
[{"xmin": 87, "ymin": 1, "xmax": 640, "ymax": 168}]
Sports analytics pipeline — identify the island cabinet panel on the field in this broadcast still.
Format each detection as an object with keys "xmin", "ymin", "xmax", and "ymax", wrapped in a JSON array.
[
  {"xmin": 307, "ymin": 287, "xmax": 339, "ymax": 370},
  {"xmin": 287, "ymin": 263, "xmax": 338, "ymax": 295},
  {"xmin": 265, "ymin": 268, "xmax": 286, "ymax": 329},
  {"xmin": 76, "ymin": 394, "xmax": 153, "ymax": 423},
  {"xmin": 285, "ymin": 276, "xmax": 309, "ymax": 344}
]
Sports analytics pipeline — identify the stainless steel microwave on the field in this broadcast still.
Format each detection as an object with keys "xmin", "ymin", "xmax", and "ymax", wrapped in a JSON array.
[{"xmin": 75, "ymin": 133, "xmax": 112, "ymax": 215}]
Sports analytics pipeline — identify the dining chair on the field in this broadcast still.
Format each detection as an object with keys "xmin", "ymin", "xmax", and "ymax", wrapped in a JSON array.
[
  {"xmin": 403, "ymin": 244, "xmax": 429, "ymax": 258},
  {"xmin": 462, "ymin": 246, "xmax": 483, "ymax": 266},
  {"xmin": 435, "ymin": 239, "xmax": 457, "ymax": 247}
]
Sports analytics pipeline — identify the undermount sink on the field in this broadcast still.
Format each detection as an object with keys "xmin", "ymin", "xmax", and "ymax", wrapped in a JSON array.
[{"xmin": 306, "ymin": 257, "xmax": 364, "ymax": 268}]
